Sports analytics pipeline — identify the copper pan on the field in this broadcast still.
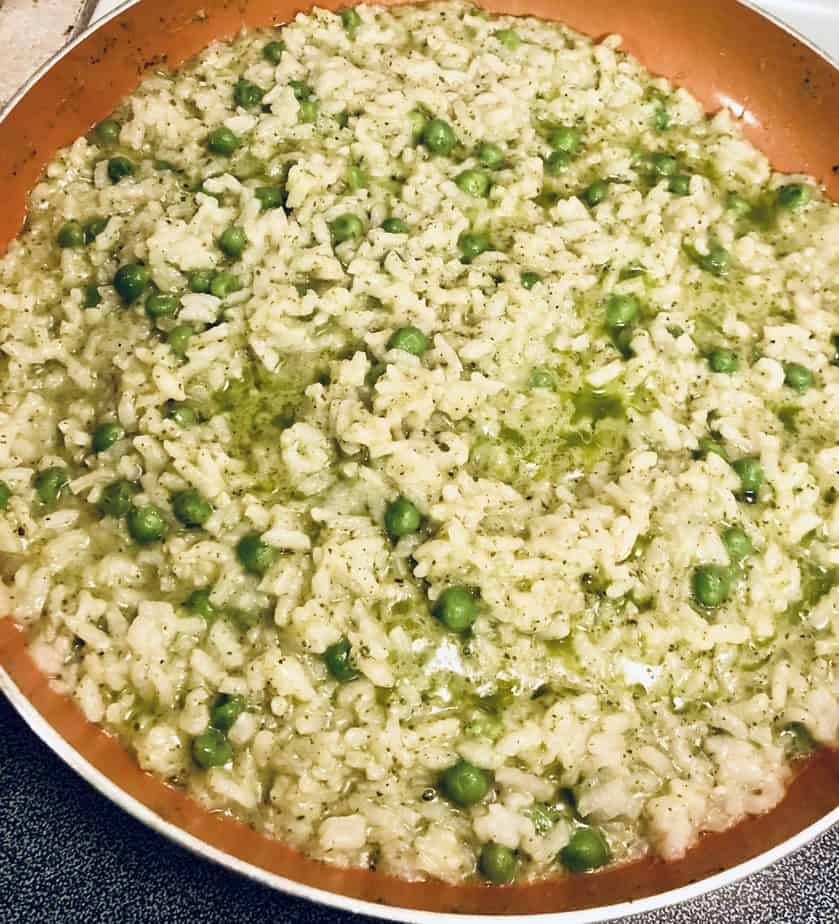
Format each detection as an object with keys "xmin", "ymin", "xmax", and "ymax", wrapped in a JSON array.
[{"xmin": 1, "ymin": 0, "xmax": 837, "ymax": 918}]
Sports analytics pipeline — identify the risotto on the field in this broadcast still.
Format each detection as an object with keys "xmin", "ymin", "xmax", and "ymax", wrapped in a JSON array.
[{"xmin": 1, "ymin": 0, "xmax": 838, "ymax": 886}]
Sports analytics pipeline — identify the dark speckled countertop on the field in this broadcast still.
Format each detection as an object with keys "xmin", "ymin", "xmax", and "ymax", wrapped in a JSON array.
[{"xmin": 1, "ymin": 696, "xmax": 836, "ymax": 924}]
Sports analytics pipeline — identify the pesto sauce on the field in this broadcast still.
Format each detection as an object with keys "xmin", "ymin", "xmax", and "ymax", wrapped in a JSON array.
[
  {"xmin": 571, "ymin": 389, "xmax": 624, "ymax": 423},
  {"xmin": 795, "ymin": 558, "xmax": 837, "ymax": 613},
  {"xmin": 471, "ymin": 387, "xmax": 640, "ymax": 488},
  {"xmin": 212, "ymin": 350, "xmax": 327, "ymax": 498}
]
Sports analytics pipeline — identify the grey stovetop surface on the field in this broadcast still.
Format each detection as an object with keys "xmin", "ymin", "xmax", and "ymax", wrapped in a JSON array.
[{"xmin": 1, "ymin": 695, "xmax": 835, "ymax": 923}]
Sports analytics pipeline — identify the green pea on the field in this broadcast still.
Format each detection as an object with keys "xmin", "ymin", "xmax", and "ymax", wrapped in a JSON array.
[
  {"xmin": 113, "ymin": 263, "xmax": 149, "ymax": 303},
  {"xmin": 385, "ymin": 496, "xmax": 422, "ymax": 538},
  {"xmin": 346, "ymin": 164, "xmax": 367, "ymax": 190},
  {"xmin": 560, "ymin": 828, "xmax": 610, "ymax": 873},
  {"xmin": 439, "ymin": 759, "xmax": 492, "ymax": 807},
  {"xmin": 91, "ymin": 421, "xmax": 125, "ymax": 454},
  {"xmin": 422, "ymin": 118, "xmax": 457, "ymax": 156},
  {"xmin": 210, "ymin": 271, "xmax": 241, "ymax": 299},
  {"xmin": 83, "ymin": 284, "xmax": 101, "ymax": 308},
  {"xmin": 459, "ymin": 231, "xmax": 491, "ymax": 264},
  {"xmin": 696, "ymin": 436, "xmax": 728, "ymax": 461},
  {"xmin": 330, "ymin": 213, "xmax": 365, "ymax": 244},
  {"xmin": 33, "ymin": 467, "xmax": 68, "ymax": 505},
  {"xmin": 98, "ymin": 480, "xmax": 138, "ymax": 518},
  {"xmin": 340, "ymin": 7, "xmax": 361, "ymax": 35},
  {"xmin": 218, "ymin": 226, "xmax": 248, "ymax": 259},
  {"xmin": 323, "ymin": 637, "xmax": 360, "ymax": 683},
  {"xmin": 520, "ymin": 271, "xmax": 541, "ymax": 289},
  {"xmin": 192, "ymin": 727, "xmax": 232, "ymax": 769},
  {"xmin": 387, "ymin": 325, "xmax": 428, "ymax": 356},
  {"xmin": 777, "ymin": 183, "xmax": 811, "ymax": 209},
  {"xmin": 610, "ymin": 325, "xmax": 634, "ymax": 359},
  {"xmin": 494, "ymin": 28, "xmax": 521, "ymax": 50},
  {"xmin": 605, "ymin": 293, "xmax": 639, "ymax": 328},
  {"xmin": 476, "ymin": 142, "xmax": 504, "ymax": 169},
  {"xmin": 692, "ymin": 564, "xmax": 733, "ymax": 608},
  {"xmin": 255, "ymin": 186, "xmax": 284, "ymax": 211},
  {"xmin": 166, "ymin": 401, "xmax": 198, "ymax": 428},
  {"xmin": 187, "ymin": 269, "xmax": 212, "ymax": 293},
  {"xmin": 548, "ymin": 125, "xmax": 580, "ymax": 155},
  {"xmin": 454, "ymin": 169, "xmax": 490, "ymax": 198},
  {"xmin": 299, "ymin": 99, "xmax": 319, "ymax": 123},
  {"xmin": 233, "ymin": 78, "xmax": 264, "ymax": 110},
  {"xmin": 783, "ymin": 362, "xmax": 814, "ymax": 392},
  {"xmin": 107, "ymin": 156, "xmax": 135, "ymax": 184},
  {"xmin": 382, "ymin": 217, "xmax": 409, "ymax": 234},
  {"xmin": 262, "ymin": 40, "xmax": 284, "ymax": 64},
  {"xmin": 668, "ymin": 174, "xmax": 691, "ymax": 196},
  {"xmin": 726, "ymin": 192, "xmax": 751, "ymax": 216},
  {"xmin": 653, "ymin": 106, "xmax": 670, "ymax": 131},
  {"xmin": 732, "ymin": 456, "xmax": 764, "ymax": 500},
  {"xmin": 408, "ymin": 110, "xmax": 427, "ymax": 142},
  {"xmin": 57, "ymin": 221, "xmax": 84, "ymax": 249},
  {"xmin": 722, "ymin": 526, "xmax": 752, "ymax": 561},
  {"xmin": 580, "ymin": 180, "xmax": 609, "ymax": 208},
  {"xmin": 648, "ymin": 152, "xmax": 678, "ymax": 177},
  {"xmin": 543, "ymin": 150, "xmax": 570, "ymax": 176},
  {"xmin": 168, "ymin": 324, "xmax": 195, "ymax": 357},
  {"xmin": 172, "ymin": 489, "xmax": 213, "ymax": 528},
  {"xmin": 529, "ymin": 802, "xmax": 565, "ymax": 836},
  {"xmin": 210, "ymin": 693, "xmax": 246, "ymax": 732},
  {"xmin": 780, "ymin": 721, "xmax": 815, "ymax": 755},
  {"xmin": 529, "ymin": 367, "xmax": 555, "ymax": 390},
  {"xmin": 94, "ymin": 118, "xmax": 121, "ymax": 144},
  {"xmin": 127, "ymin": 505, "xmax": 168, "ymax": 544},
  {"xmin": 433, "ymin": 585, "xmax": 478, "ymax": 632},
  {"xmin": 206, "ymin": 127, "xmax": 240, "ymax": 156},
  {"xmin": 83, "ymin": 216, "xmax": 109, "ymax": 243},
  {"xmin": 236, "ymin": 532, "xmax": 275, "ymax": 575},
  {"xmin": 466, "ymin": 711, "xmax": 503, "ymax": 741},
  {"xmin": 145, "ymin": 292, "xmax": 179, "ymax": 320},
  {"xmin": 185, "ymin": 587, "xmax": 218, "ymax": 622},
  {"xmin": 708, "ymin": 348, "xmax": 738, "ymax": 374},
  {"xmin": 287, "ymin": 79, "xmax": 311, "ymax": 101},
  {"xmin": 479, "ymin": 843, "xmax": 518, "ymax": 885},
  {"xmin": 699, "ymin": 245, "xmax": 731, "ymax": 277},
  {"xmin": 335, "ymin": 109, "xmax": 350, "ymax": 128}
]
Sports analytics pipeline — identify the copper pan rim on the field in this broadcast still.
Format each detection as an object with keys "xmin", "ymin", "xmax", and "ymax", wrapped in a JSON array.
[{"xmin": 1, "ymin": 0, "xmax": 838, "ymax": 918}]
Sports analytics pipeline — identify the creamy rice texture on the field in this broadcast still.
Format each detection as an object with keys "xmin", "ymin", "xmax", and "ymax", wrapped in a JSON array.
[{"xmin": 1, "ymin": 1, "xmax": 838, "ymax": 884}]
